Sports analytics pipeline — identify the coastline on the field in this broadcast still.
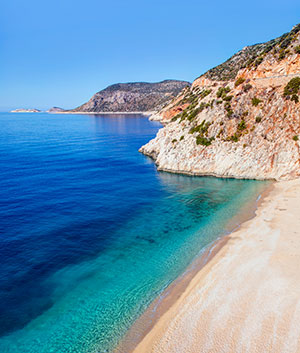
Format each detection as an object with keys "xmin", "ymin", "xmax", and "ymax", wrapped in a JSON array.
[
  {"xmin": 47, "ymin": 111, "xmax": 155, "ymax": 116},
  {"xmin": 9, "ymin": 111, "xmax": 156, "ymax": 116},
  {"xmin": 116, "ymin": 181, "xmax": 273, "ymax": 352},
  {"xmin": 130, "ymin": 178, "xmax": 300, "ymax": 353}
]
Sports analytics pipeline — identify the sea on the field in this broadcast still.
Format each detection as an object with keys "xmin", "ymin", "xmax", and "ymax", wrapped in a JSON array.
[{"xmin": 0, "ymin": 112, "xmax": 267, "ymax": 352}]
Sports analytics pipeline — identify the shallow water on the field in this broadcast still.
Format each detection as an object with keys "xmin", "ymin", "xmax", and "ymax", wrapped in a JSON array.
[{"xmin": 0, "ymin": 112, "xmax": 267, "ymax": 352}]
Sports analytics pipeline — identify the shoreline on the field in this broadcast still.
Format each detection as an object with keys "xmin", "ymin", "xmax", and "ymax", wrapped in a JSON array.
[
  {"xmin": 131, "ymin": 178, "xmax": 300, "ymax": 353},
  {"xmin": 9, "ymin": 111, "xmax": 156, "ymax": 116},
  {"xmin": 139, "ymin": 151, "xmax": 279, "ymax": 181},
  {"xmin": 116, "ymin": 181, "xmax": 274, "ymax": 352},
  {"xmin": 47, "ymin": 111, "xmax": 155, "ymax": 116}
]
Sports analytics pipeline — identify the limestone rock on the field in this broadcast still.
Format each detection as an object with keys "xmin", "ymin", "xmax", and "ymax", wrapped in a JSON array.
[{"xmin": 140, "ymin": 24, "xmax": 300, "ymax": 180}]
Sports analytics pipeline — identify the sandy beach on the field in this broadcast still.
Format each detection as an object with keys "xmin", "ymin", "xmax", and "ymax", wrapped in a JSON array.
[{"xmin": 133, "ymin": 179, "xmax": 300, "ymax": 353}]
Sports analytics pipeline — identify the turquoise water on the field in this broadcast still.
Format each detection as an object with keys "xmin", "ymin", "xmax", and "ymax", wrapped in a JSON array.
[{"xmin": 0, "ymin": 113, "xmax": 267, "ymax": 352}]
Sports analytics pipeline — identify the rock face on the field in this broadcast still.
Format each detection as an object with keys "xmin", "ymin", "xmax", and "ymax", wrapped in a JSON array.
[
  {"xmin": 140, "ymin": 24, "xmax": 300, "ymax": 180},
  {"xmin": 11, "ymin": 108, "xmax": 41, "ymax": 113},
  {"xmin": 71, "ymin": 80, "xmax": 190, "ymax": 113}
]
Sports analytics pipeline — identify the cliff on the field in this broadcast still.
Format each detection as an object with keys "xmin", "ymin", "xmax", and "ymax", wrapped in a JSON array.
[
  {"xmin": 140, "ymin": 24, "xmax": 300, "ymax": 180},
  {"xmin": 71, "ymin": 80, "xmax": 190, "ymax": 113}
]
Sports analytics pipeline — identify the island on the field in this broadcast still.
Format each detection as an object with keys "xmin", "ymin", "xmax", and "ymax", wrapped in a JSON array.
[{"xmin": 11, "ymin": 108, "xmax": 41, "ymax": 113}]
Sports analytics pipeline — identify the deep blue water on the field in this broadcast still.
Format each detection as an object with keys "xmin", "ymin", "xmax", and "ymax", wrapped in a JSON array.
[{"xmin": 0, "ymin": 112, "xmax": 267, "ymax": 352}]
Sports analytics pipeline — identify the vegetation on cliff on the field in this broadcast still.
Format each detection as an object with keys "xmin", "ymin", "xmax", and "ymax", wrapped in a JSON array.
[
  {"xmin": 203, "ymin": 24, "xmax": 300, "ymax": 81},
  {"xmin": 140, "ymin": 23, "xmax": 300, "ymax": 180},
  {"xmin": 283, "ymin": 77, "xmax": 300, "ymax": 103}
]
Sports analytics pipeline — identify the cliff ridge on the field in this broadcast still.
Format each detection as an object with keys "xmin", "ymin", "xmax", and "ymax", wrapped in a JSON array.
[
  {"xmin": 71, "ymin": 80, "xmax": 190, "ymax": 113},
  {"xmin": 140, "ymin": 24, "xmax": 300, "ymax": 180}
]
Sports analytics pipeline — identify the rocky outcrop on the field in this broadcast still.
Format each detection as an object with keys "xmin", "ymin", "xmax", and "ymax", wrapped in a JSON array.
[
  {"xmin": 47, "ymin": 107, "xmax": 65, "ymax": 113},
  {"xmin": 140, "ymin": 24, "xmax": 300, "ymax": 180},
  {"xmin": 71, "ymin": 80, "xmax": 190, "ymax": 113},
  {"xmin": 11, "ymin": 108, "xmax": 41, "ymax": 113}
]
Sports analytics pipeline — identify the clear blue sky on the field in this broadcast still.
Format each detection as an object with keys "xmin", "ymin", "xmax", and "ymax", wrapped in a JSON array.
[{"xmin": 1, "ymin": 0, "xmax": 300, "ymax": 111}]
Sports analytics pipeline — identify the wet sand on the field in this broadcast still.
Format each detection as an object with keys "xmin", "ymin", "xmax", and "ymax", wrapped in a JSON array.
[{"xmin": 133, "ymin": 179, "xmax": 300, "ymax": 353}]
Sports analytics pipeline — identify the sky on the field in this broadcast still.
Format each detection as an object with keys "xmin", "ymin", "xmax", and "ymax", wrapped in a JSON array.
[{"xmin": 1, "ymin": 0, "xmax": 300, "ymax": 111}]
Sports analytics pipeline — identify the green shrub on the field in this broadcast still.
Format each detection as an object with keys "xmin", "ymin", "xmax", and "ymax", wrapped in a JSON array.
[
  {"xmin": 216, "ymin": 129, "xmax": 223, "ymax": 138},
  {"xmin": 291, "ymin": 94, "xmax": 299, "ymax": 103},
  {"xmin": 246, "ymin": 59, "xmax": 254, "ymax": 68},
  {"xmin": 216, "ymin": 87, "xmax": 223, "ymax": 98},
  {"xmin": 230, "ymin": 134, "xmax": 239, "ymax": 142},
  {"xmin": 189, "ymin": 126, "xmax": 198, "ymax": 134},
  {"xmin": 283, "ymin": 77, "xmax": 300, "ymax": 97},
  {"xmin": 254, "ymin": 56, "xmax": 264, "ymax": 66},
  {"xmin": 171, "ymin": 114, "xmax": 180, "ymax": 122},
  {"xmin": 200, "ymin": 89, "xmax": 212, "ymax": 99},
  {"xmin": 172, "ymin": 139, "xmax": 177, "ymax": 143},
  {"xmin": 224, "ymin": 102, "xmax": 231, "ymax": 110},
  {"xmin": 189, "ymin": 120, "xmax": 211, "ymax": 135},
  {"xmin": 278, "ymin": 50, "xmax": 286, "ymax": 60},
  {"xmin": 223, "ymin": 95, "xmax": 233, "ymax": 101},
  {"xmin": 187, "ymin": 107, "xmax": 200, "ymax": 121},
  {"xmin": 235, "ymin": 77, "xmax": 246, "ymax": 87},
  {"xmin": 227, "ymin": 110, "xmax": 233, "ymax": 118},
  {"xmin": 188, "ymin": 101, "xmax": 198, "ymax": 110},
  {"xmin": 187, "ymin": 94, "xmax": 198, "ymax": 103},
  {"xmin": 280, "ymin": 35, "xmax": 292, "ymax": 49},
  {"xmin": 174, "ymin": 107, "xmax": 192, "ymax": 122},
  {"xmin": 216, "ymin": 86, "xmax": 230, "ymax": 98},
  {"xmin": 293, "ymin": 135, "xmax": 299, "ymax": 141},
  {"xmin": 255, "ymin": 116, "xmax": 262, "ymax": 123},
  {"xmin": 252, "ymin": 97, "xmax": 262, "ymax": 106},
  {"xmin": 243, "ymin": 84, "xmax": 252, "ymax": 92},
  {"xmin": 196, "ymin": 136, "xmax": 213, "ymax": 146},
  {"xmin": 190, "ymin": 119, "xmax": 214, "ymax": 146},
  {"xmin": 180, "ymin": 135, "xmax": 184, "ymax": 141},
  {"xmin": 182, "ymin": 110, "xmax": 188, "ymax": 118},
  {"xmin": 295, "ymin": 45, "xmax": 300, "ymax": 54},
  {"xmin": 237, "ymin": 120, "xmax": 246, "ymax": 131}
]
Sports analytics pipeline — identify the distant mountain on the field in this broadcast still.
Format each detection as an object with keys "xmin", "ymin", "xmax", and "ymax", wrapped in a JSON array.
[
  {"xmin": 11, "ymin": 108, "xmax": 41, "ymax": 113},
  {"xmin": 70, "ymin": 80, "xmax": 190, "ymax": 113},
  {"xmin": 47, "ymin": 107, "xmax": 65, "ymax": 113}
]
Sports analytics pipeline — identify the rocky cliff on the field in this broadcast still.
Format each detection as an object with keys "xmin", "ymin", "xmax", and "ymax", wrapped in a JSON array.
[
  {"xmin": 71, "ymin": 80, "xmax": 190, "ymax": 113},
  {"xmin": 140, "ymin": 24, "xmax": 300, "ymax": 180}
]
